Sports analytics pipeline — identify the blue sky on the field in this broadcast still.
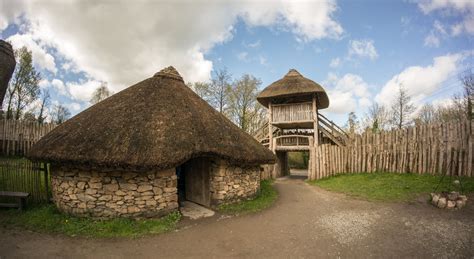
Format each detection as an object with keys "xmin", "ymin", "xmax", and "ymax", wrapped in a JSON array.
[{"xmin": 0, "ymin": 0, "xmax": 472, "ymax": 125}]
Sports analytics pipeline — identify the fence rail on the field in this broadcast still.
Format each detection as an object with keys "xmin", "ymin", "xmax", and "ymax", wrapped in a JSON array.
[
  {"xmin": 309, "ymin": 120, "xmax": 474, "ymax": 180},
  {"xmin": 0, "ymin": 119, "xmax": 56, "ymax": 156}
]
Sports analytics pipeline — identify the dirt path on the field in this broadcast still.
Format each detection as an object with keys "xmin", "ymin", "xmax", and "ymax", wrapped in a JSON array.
[{"xmin": 1, "ymin": 177, "xmax": 473, "ymax": 258}]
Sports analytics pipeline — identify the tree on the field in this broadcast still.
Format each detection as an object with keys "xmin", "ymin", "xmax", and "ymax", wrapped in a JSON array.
[
  {"xmin": 415, "ymin": 103, "xmax": 436, "ymax": 125},
  {"xmin": 90, "ymin": 82, "xmax": 112, "ymax": 104},
  {"xmin": 191, "ymin": 82, "xmax": 211, "ymax": 100},
  {"xmin": 52, "ymin": 104, "xmax": 70, "ymax": 124},
  {"xmin": 460, "ymin": 69, "xmax": 473, "ymax": 121},
  {"xmin": 363, "ymin": 102, "xmax": 389, "ymax": 132},
  {"xmin": 390, "ymin": 84, "xmax": 416, "ymax": 129},
  {"xmin": 208, "ymin": 68, "xmax": 232, "ymax": 113},
  {"xmin": 227, "ymin": 74, "xmax": 264, "ymax": 133},
  {"xmin": 22, "ymin": 111, "xmax": 37, "ymax": 122},
  {"xmin": 4, "ymin": 47, "xmax": 41, "ymax": 120},
  {"xmin": 346, "ymin": 111, "xmax": 359, "ymax": 134},
  {"xmin": 37, "ymin": 89, "xmax": 50, "ymax": 124}
]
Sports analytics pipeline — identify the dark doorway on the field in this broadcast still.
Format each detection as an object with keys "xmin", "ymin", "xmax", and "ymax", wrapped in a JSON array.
[{"xmin": 176, "ymin": 158, "xmax": 211, "ymax": 207}]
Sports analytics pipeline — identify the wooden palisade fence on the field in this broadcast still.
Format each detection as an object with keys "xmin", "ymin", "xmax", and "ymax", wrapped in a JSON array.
[
  {"xmin": 0, "ymin": 119, "xmax": 56, "ymax": 156},
  {"xmin": 309, "ymin": 119, "xmax": 473, "ymax": 180},
  {"xmin": 0, "ymin": 159, "xmax": 50, "ymax": 204}
]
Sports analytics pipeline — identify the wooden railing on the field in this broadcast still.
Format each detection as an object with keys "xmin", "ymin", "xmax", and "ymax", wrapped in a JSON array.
[
  {"xmin": 272, "ymin": 102, "xmax": 313, "ymax": 123},
  {"xmin": 274, "ymin": 135, "xmax": 312, "ymax": 150},
  {"xmin": 318, "ymin": 113, "xmax": 348, "ymax": 146}
]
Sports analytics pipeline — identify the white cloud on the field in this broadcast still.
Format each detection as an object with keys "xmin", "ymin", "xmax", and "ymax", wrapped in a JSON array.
[
  {"xmin": 237, "ymin": 51, "xmax": 249, "ymax": 62},
  {"xmin": 418, "ymin": 0, "xmax": 474, "ymax": 35},
  {"xmin": 244, "ymin": 40, "xmax": 261, "ymax": 48},
  {"xmin": 258, "ymin": 55, "xmax": 268, "ymax": 66},
  {"xmin": 66, "ymin": 80, "xmax": 102, "ymax": 102},
  {"xmin": 51, "ymin": 79, "xmax": 67, "ymax": 96},
  {"xmin": 424, "ymin": 20, "xmax": 450, "ymax": 47},
  {"xmin": 348, "ymin": 39, "xmax": 378, "ymax": 60},
  {"xmin": 329, "ymin": 57, "xmax": 341, "ymax": 68},
  {"xmin": 6, "ymin": 33, "xmax": 57, "ymax": 73},
  {"xmin": 375, "ymin": 53, "xmax": 462, "ymax": 107},
  {"xmin": 1, "ymin": 0, "xmax": 343, "ymax": 93},
  {"xmin": 65, "ymin": 102, "xmax": 82, "ymax": 112},
  {"xmin": 324, "ymin": 73, "xmax": 371, "ymax": 114},
  {"xmin": 418, "ymin": 0, "xmax": 474, "ymax": 14},
  {"xmin": 424, "ymin": 33, "xmax": 440, "ymax": 47}
]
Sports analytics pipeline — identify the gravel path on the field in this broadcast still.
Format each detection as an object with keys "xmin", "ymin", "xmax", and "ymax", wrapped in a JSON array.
[{"xmin": 1, "ymin": 177, "xmax": 473, "ymax": 258}]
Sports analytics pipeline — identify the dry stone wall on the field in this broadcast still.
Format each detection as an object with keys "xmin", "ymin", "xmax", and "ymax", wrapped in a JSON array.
[
  {"xmin": 210, "ymin": 159, "xmax": 260, "ymax": 206},
  {"xmin": 51, "ymin": 165, "xmax": 178, "ymax": 218}
]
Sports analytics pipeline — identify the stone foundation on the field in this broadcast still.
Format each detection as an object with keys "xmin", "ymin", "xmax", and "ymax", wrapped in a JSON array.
[
  {"xmin": 51, "ymin": 165, "xmax": 178, "ymax": 218},
  {"xmin": 210, "ymin": 159, "xmax": 260, "ymax": 206}
]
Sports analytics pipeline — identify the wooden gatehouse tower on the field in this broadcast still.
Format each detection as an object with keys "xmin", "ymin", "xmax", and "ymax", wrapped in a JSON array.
[{"xmin": 255, "ymin": 69, "xmax": 348, "ymax": 179}]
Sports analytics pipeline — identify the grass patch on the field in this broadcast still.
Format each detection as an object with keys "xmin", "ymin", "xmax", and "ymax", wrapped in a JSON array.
[
  {"xmin": 308, "ymin": 172, "xmax": 474, "ymax": 202},
  {"xmin": 218, "ymin": 180, "xmax": 278, "ymax": 215},
  {"xmin": 0, "ymin": 205, "xmax": 181, "ymax": 238}
]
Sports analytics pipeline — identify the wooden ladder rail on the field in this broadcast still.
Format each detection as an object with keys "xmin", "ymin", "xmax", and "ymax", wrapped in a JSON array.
[{"xmin": 318, "ymin": 113, "xmax": 349, "ymax": 146}]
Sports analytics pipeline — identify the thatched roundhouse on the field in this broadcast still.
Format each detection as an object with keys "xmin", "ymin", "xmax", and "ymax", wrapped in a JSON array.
[
  {"xmin": 257, "ymin": 69, "xmax": 329, "ymax": 109},
  {"xmin": 28, "ymin": 66, "xmax": 275, "ymax": 219}
]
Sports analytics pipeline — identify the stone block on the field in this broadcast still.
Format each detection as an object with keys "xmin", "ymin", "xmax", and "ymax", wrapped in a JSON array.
[
  {"xmin": 447, "ymin": 200, "xmax": 456, "ymax": 209},
  {"xmin": 137, "ymin": 184, "xmax": 153, "ymax": 192},
  {"xmin": 455, "ymin": 199, "xmax": 465, "ymax": 209},
  {"xmin": 115, "ymin": 190, "xmax": 127, "ymax": 196},
  {"xmin": 98, "ymin": 195, "xmax": 112, "ymax": 201},
  {"xmin": 164, "ymin": 187, "xmax": 176, "ymax": 193},
  {"xmin": 437, "ymin": 197, "xmax": 447, "ymax": 208},
  {"xmin": 85, "ymin": 188, "xmax": 97, "ymax": 195},
  {"xmin": 120, "ymin": 183, "xmax": 137, "ymax": 191},
  {"xmin": 146, "ymin": 200, "xmax": 157, "ymax": 206},
  {"xmin": 76, "ymin": 182, "xmax": 86, "ymax": 190},
  {"xmin": 104, "ymin": 184, "xmax": 119, "ymax": 192},
  {"xmin": 153, "ymin": 187, "xmax": 163, "ymax": 195},
  {"xmin": 89, "ymin": 182, "xmax": 102, "ymax": 189}
]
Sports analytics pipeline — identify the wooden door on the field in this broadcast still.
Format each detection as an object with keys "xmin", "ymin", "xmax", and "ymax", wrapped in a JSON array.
[{"xmin": 184, "ymin": 158, "xmax": 210, "ymax": 207}]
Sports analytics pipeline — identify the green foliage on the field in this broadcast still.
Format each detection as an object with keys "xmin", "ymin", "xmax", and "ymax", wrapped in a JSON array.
[
  {"xmin": 218, "ymin": 180, "xmax": 277, "ymax": 214},
  {"xmin": 308, "ymin": 172, "xmax": 474, "ymax": 202},
  {"xmin": 5, "ymin": 46, "xmax": 41, "ymax": 120},
  {"xmin": 288, "ymin": 152, "xmax": 308, "ymax": 169},
  {"xmin": 0, "ymin": 205, "xmax": 181, "ymax": 238}
]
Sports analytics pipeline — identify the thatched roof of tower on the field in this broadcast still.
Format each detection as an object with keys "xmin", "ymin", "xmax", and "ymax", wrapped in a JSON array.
[
  {"xmin": 257, "ymin": 69, "xmax": 329, "ymax": 109},
  {"xmin": 28, "ymin": 66, "xmax": 275, "ymax": 171}
]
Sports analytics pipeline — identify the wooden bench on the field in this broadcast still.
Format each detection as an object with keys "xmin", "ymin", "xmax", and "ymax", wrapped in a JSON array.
[{"xmin": 0, "ymin": 191, "xmax": 30, "ymax": 210}]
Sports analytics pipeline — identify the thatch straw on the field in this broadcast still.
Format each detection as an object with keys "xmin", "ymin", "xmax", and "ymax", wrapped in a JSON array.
[
  {"xmin": 28, "ymin": 66, "xmax": 275, "ymax": 171},
  {"xmin": 0, "ymin": 40, "xmax": 16, "ymax": 106},
  {"xmin": 257, "ymin": 69, "xmax": 329, "ymax": 109}
]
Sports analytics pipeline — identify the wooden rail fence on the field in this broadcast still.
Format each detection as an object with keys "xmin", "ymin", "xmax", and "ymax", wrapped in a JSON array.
[
  {"xmin": 309, "ymin": 120, "xmax": 474, "ymax": 180},
  {"xmin": 0, "ymin": 119, "xmax": 56, "ymax": 156},
  {"xmin": 0, "ymin": 158, "xmax": 50, "ymax": 204}
]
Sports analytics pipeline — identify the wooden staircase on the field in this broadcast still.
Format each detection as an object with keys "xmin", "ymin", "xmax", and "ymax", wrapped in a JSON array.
[
  {"xmin": 253, "ymin": 114, "xmax": 348, "ymax": 148},
  {"xmin": 317, "ymin": 113, "xmax": 349, "ymax": 146}
]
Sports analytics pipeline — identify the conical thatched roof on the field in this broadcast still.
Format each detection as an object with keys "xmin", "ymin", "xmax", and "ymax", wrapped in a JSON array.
[
  {"xmin": 28, "ymin": 66, "xmax": 275, "ymax": 171},
  {"xmin": 257, "ymin": 69, "xmax": 329, "ymax": 109}
]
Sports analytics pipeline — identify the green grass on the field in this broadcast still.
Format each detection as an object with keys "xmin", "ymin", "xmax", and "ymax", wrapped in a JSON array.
[
  {"xmin": 218, "ymin": 180, "xmax": 278, "ymax": 214},
  {"xmin": 0, "ymin": 205, "xmax": 181, "ymax": 238},
  {"xmin": 308, "ymin": 172, "xmax": 474, "ymax": 202}
]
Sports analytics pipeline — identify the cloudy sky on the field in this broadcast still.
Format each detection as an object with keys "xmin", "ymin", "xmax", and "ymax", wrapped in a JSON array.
[{"xmin": 0, "ymin": 0, "xmax": 473, "ymax": 125}]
